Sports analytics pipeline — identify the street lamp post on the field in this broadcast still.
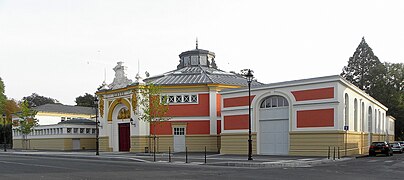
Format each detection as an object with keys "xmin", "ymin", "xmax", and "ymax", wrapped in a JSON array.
[
  {"xmin": 94, "ymin": 96, "xmax": 100, "ymax": 156},
  {"xmin": 245, "ymin": 69, "xmax": 254, "ymax": 161},
  {"xmin": 2, "ymin": 113, "xmax": 6, "ymax": 152}
]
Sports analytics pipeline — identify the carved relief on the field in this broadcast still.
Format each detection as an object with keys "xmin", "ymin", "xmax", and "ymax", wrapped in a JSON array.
[
  {"xmin": 117, "ymin": 108, "xmax": 131, "ymax": 119},
  {"xmin": 99, "ymin": 96, "xmax": 104, "ymax": 118},
  {"xmin": 132, "ymin": 91, "xmax": 137, "ymax": 113}
]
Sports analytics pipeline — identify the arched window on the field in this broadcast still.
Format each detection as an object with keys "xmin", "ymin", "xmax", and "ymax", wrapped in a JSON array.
[
  {"xmin": 382, "ymin": 113, "xmax": 385, "ymax": 134},
  {"xmin": 375, "ymin": 109, "xmax": 378, "ymax": 133},
  {"xmin": 260, "ymin": 95, "xmax": 289, "ymax": 108},
  {"xmin": 368, "ymin": 106, "xmax": 372, "ymax": 133},
  {"xmin": 378, "ymin": 110, "xmax": 381, "ymax": 134},
  {"xmin": 361, "ymin": 102, "xmax": 365, "ymax": 132},
  {"xmin": 344, "ymin": 93, "xmax": 349, "ymax": 127},
  {"xmin": 354, "ymin": 99, "xmax": 358, "ymax": 131}
]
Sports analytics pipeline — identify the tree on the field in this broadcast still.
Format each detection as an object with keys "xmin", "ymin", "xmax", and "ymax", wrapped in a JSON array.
[
  {"xmin": 16, "ymin": 101, "xmax": 38, "ymax": 149},
  {"xmin": 341, "ymin": 37, "xmax": 383, "ymax": 92},
  {"xmin": 75, "ymin": 93, "xmax": 96, "ymax": 107},
  {"xmin": 1, "ymin": 99, "xmax": 20, "ymax": 146},
  {"xmin": 22, "ymin": 93, "xmax": 59, "ymax": 108},
  {"xmin": 135, "ymin": 83, "xmax": 170, "ymax": 159},
  {"xmin": 0, "ymin": 77, "xmax": 6, "ymax": 114},
  {"xmin": 341, "ymin": 37, "xmax": 404, "ymax": 140}
]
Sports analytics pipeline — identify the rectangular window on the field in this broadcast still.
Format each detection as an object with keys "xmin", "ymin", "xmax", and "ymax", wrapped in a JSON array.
[
  {"xmin": 86, "ymin": 128, "xmax": 90, "ymax": 134},
  {"xmin": 168, "ymin": 96, "xmax": 175, "ymax": 103},
  {"xmin": 176, "ymin": 95, "xmax": 182, "ymax": 103},
  {"xmin": 183, "ymin": 95, "xmax": 190, "ymax": 103},
  {"xmin": 174, "ymin": 127, "xmax": 185, "ymax": 135},
  {"xmin": 80, "ymin": 128, "xmax": 84, "ymax": 134},
  {"xmin": 73, "ymin": 128, "xmax": 78, "ymax": 133},
  {"xmin": 92, "ymin": 128, "xmax": 96, "ymax": 134},
  {"xmin": 191, "ymin": 95, "xmax": 197, "ymax": 103}
]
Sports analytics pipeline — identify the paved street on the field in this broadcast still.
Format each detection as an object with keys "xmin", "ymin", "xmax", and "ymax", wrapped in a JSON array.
[{"xmin": 0, "ymin": 152, "xmax": 403, "ymax": 180}]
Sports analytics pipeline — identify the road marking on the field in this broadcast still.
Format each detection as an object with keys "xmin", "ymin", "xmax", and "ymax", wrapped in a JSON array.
[
  {"xmin": 0, "ymin": 160, "xmax": 78, "ymax": 170},
  {"xmin": 384, "ymin": 160, "xmax": 393, "ymax": 163}
]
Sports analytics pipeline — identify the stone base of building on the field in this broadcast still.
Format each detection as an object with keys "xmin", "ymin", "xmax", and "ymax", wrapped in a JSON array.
[
  {"xmin": 129, "ymin": 135, "xmax": 220, "ymax": 153},
  {"xmin": 220, "ymin": 132, "xmax": 257, "ymax": 155},
  {"xmin": 13, "ymin": 138, "xmax": 95, "ymax": 151},
  {"xmin": 99, "ymin": 136, "xmax": 112, "ymax": 152}
]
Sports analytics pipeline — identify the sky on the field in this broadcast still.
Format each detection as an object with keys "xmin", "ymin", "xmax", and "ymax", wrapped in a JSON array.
[{"xmin": 0, "ymin": 0, "xmax": 403, "ymax": 105}]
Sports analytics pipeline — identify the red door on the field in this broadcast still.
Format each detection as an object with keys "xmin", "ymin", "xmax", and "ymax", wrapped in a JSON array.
[{"xmin": 119, "ymin": 123, "xmax": 130, "ymax": 151}]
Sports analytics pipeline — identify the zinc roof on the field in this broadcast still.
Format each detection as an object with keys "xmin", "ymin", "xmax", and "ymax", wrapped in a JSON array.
[{"xmin": 144, "ymin": 66, "xmax": 262, "ymax": 86}]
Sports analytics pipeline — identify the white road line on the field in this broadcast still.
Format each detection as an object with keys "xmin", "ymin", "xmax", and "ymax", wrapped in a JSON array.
[
  {"xmin": 384, "ymin": 160, "xmax": 393, "ymax": 163},
  {"xmin": 0, "ymin": 160, "xmax": 78, "ymax": 170}
]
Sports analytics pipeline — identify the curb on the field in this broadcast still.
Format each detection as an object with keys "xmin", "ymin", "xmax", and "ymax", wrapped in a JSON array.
[{"xmin": 1, "ymin": 152, "xmax": 149, "ymax": 163}]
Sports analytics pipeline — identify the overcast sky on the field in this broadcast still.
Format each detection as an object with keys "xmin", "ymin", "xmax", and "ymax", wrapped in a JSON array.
[{"xmin": 0, "ymin": 0, "xmax": 403, "ymax": 105}]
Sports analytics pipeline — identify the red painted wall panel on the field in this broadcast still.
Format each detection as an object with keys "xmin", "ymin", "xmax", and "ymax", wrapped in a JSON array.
[
  {"xmin": 297, "ymin": 108, "xmax": 334, "ymax": 128},
  {"xmin": 150, "ymin": 120, "xmax": 210, "ymax": 135},
  {"xmin": 166, "ymin": 94, "xmax": 210, "ymax": 117},
  {"xmin": 150, "ymin": 121, "xmax": 172, "ymax": 135},
  {"xmin": 224, "ymin": 114, "xmax": 249, "ymax": 130},
  {"xmin": 223, "ymin": 95, "xmax": 255, "ymax": 108},
  {"xmin": 292, "ymin": 87, "xmax": 334, "ymax": 101}
]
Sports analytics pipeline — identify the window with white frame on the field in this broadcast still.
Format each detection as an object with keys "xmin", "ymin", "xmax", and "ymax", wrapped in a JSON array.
[
  {"xmin": 67, "ymin": 128, "xmax": 72, "ymax": 133},
  {"xmin": 173, "ymin": 127, "xmax": 185, "ymax": 135},
  {"xmin": 162, "ymin": 94, "xmax": 198, "ymax": 104},
  {"xmin": 344, "ymin": 93, "xmax": 349, "ymax": 127},
  {"xmin": 368, "ymin": 106, "xmax": 372, "ymax": 133},
  {"xmin": 260, "ymin": 95, "xmax": 289, "ymax": 108}
]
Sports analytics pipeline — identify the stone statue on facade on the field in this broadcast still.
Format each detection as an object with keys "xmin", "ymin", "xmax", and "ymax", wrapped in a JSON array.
[{"xmin": 108, "ymin": 62, "xmax": 133, "ymax": 90}]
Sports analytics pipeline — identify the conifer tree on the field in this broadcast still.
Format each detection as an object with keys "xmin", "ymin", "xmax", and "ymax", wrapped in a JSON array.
[{"xmin": 341, "ymin": 37, "xmax": 383, "ymax": 92}]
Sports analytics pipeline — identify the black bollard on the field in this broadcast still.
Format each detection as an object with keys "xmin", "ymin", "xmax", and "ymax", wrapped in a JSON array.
[
  {"xmin": 338, "ymin": 147, "xmax": 340, "ymax": 159},
  {"xmin": 169, "ymin": 147, "xmax": 171, "ymax": 163},
  {"xmin": 204, "ymin": 146, "xmax": 207, "ymax": 164},
  {"xmin": 328, "ymin": 146, "xmax": 330, "ymax": 159},
  {"xmin": 185, "ymin": 147, "xmax": 188, "ymax": 163},
  {"xmin": 333, "ymin": 147, "xmax": 336, "ymax": 160}
]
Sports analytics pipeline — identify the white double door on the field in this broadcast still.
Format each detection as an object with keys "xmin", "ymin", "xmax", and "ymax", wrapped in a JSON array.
[{"xmin": 259, "ymin": 119, "xmax": 289, "ymax": 155}]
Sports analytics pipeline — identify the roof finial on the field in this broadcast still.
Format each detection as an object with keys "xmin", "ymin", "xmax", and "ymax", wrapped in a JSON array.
[{"xmin": 196, "ymin": 37, "xmax": 198, "ymax": 49}]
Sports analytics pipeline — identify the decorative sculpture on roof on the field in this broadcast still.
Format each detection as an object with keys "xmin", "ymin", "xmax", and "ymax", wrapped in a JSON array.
[{"xmin": 108, "ymin": 62, "xmax": 133, "ymax": 90}]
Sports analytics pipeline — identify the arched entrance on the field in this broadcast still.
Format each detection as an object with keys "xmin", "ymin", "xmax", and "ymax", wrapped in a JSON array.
[
  {"xmin": 107, "ymin": 98, "xmax": 132, "ymax": 152},
  {"xmin": 258, "ymin": 95, "xmax": 289, "ymax": 155}
]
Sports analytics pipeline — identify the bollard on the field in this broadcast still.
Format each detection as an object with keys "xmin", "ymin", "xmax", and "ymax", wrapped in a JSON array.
[
  {"xmin": 204, "ymin": 146, "xmax": 207, "ymax": 164},
  {"xmin": 328, "ymin": 146, "xmax": 330, "ymax": 159},
  {"xmin": 333, "ymin": 147, "xmax": 336, "ymax": 160},
  {"xmin": 338, "ymin": 147, "xmax": 340, "ymax": 159},
  {"xmin": 168, "ymin": 147, "xmax": 171, "ymax": 163},
  {"xmin": 185, "ymin": 147, "xmax": 188, "ymax": 163}
]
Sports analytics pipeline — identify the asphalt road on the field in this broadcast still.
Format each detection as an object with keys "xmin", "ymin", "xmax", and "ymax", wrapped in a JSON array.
[{"xmin": 0, "ymin": 153, "xmax": 403, "ymax": 180}]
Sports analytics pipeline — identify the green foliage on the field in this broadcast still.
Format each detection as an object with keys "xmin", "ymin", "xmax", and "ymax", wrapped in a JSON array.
[
  {"xmin": 0, "ymin": 77, "xmax": 6, "ymax": 114},
  {"xmin": 136, "ymin": 83, "xmax": 170, "ymax": 130},
  {"xmin": 341, "ymin": 37, "xmax": 383, "ymax": 92},
  {"xmin": 16, "ymin": 101, "xmax": 38, "ymax": 136},
  {"xmin": 341, "ymin": 37, "xmax": 404, "ymax": 140},
  {"xmin": 75, "ymin": 93, "xmax": 96, "ymax": 107},
  {"xmin": 22, "ymin": 93, "xmax": 59, "ymax": 108}
]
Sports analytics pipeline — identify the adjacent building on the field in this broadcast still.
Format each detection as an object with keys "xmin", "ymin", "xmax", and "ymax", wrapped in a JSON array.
[{"xmin": 12, "ymin": 104, "xmax": 96, "ymax": 150}]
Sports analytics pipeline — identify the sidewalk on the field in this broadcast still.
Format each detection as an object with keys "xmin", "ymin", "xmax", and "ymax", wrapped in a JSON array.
[{"xmin": 1, "ymin": 149, "xmax": 352, "ymax": 168}]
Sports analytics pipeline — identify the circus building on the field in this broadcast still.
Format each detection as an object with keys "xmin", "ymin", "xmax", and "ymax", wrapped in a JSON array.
[
  {"xmin": 96, "ymin": 45, "xmax": 260, "ymax": 153},
  {"xmin": 96, "ymin": 45, "xmax": 394, "ymax": 156}
]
